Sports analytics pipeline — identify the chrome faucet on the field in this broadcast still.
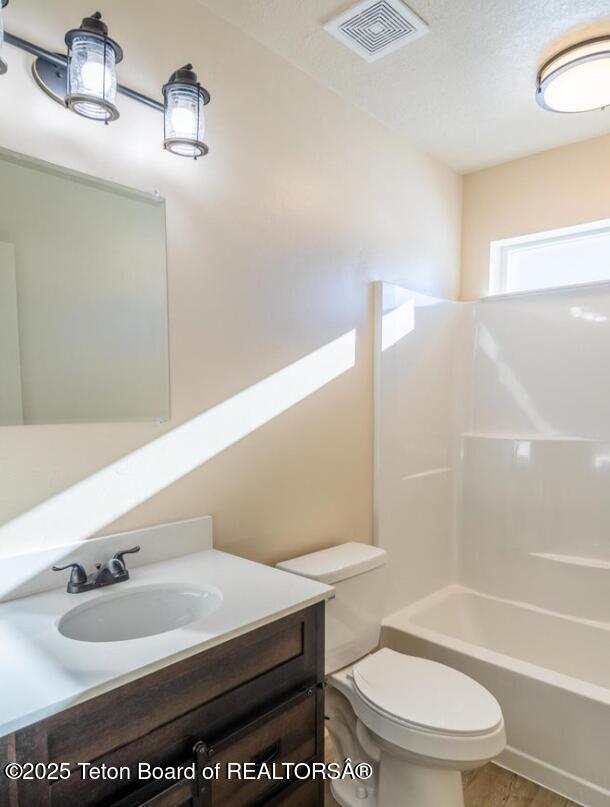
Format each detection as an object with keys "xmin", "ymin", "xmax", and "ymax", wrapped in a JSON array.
[{"xmin": 52, "ymin": 546, "xmax": 140, "ymax": 593}]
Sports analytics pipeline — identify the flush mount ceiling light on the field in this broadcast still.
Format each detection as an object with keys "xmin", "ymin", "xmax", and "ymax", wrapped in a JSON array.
[
  {"xmin": 163, "ymin": 64, "xmax": 209, "ymax": 159},
  {"xmin": 1, "ymin": 7, "xmax": 211, "ymax": 159},
  {"xmin": 65, "ymin": 11, "xmax": 122, "ymax": 122},
  {"xmin": 537, "ymin": 36, "xmax": 610, "ymax": 113},
  {"xmin": 0, "ymin": 0, "xmax": 9, "ymax": 76}
]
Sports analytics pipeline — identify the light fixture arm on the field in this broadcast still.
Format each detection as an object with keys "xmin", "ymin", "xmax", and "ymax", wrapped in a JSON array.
[{"xmin": 4, "ymin": 30, "xmax": 164, "ymax": 112}]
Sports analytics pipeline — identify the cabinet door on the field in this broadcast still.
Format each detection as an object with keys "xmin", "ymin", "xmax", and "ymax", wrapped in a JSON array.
[{"xmin": 202, "ymin": 688, "xmax": 322, "ymax": 807}]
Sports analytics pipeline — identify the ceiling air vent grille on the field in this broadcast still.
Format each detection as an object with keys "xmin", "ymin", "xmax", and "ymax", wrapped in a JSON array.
[{"xmin": 324, "ymin": 0, "xmax": 428, "ymax": 62}]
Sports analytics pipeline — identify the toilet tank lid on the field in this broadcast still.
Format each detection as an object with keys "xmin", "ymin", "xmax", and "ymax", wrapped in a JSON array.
[{"xmin": 276, "ymin": 542, "xmax": 387, "ymax": 584}]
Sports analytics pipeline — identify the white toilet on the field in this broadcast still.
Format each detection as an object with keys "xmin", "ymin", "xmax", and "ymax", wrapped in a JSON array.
[{"xmin": 277, "ymin": 543, "xmax": 506, "ymax": 807}]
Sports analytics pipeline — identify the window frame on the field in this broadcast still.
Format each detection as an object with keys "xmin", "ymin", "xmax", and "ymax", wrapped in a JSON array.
[{"xmin": 488, "ymin": 218, "xmax": 610, "ymax": 297}]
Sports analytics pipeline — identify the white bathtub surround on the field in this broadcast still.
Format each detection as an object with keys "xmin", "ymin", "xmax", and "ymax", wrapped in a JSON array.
[
  {"xmin": 461, "ymin": 433, "xmax": 610, "ymax": 622},
  {"xmin": 529, "ymin": 552, "xmax": 610, "ymax": 570},
  {"xmin": 382, "ymin": 587, "xmax": 610, "ymax": 807},
  {"xmin": 374, "ymin": 281, "xmax": 610, "ymax": 806},
  {"xmin": 373, "ymin": 283, "xmax": 473, "ymax": 614},
  {"xmin": 0, "ymin": 517, "xmax": 332, "ymax": 737},
  {"xmin": 463, "ymin": 285, "xmax": 610, "ymax": 624}
]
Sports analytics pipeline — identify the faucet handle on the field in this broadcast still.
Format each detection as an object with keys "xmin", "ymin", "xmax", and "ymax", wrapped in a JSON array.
[
  {"xmin": 112, "ymin": 545, "xmax": 140, "ymax": 569},
  {"xmin": 52, "ymin": 562, "xmax": 88, "ymax": 587}
]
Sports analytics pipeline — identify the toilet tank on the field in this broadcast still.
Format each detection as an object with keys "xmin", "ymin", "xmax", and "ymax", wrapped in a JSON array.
[{"xmin": 277, "ymin": 543, "xmax": 388, "ymax": 673}]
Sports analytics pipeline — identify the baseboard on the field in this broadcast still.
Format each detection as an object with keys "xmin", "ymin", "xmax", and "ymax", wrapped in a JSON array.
[{"xmin": 496, "ymin": 746, "xmax": 610, "ymax": 807}]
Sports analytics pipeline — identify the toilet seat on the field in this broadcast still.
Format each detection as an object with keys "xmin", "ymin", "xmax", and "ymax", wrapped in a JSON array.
[
  {"xmin": 328, "ymin": 649, "xmax": 506, "ymax": 764},
  {"xmin": 352, "ymin": 648, "xmax": 503, "ymax": 737}
]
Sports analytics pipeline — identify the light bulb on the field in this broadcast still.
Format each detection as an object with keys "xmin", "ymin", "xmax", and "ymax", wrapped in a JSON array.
[
  {"xmin": 80, "ymin": 59, "xmax": 114, "ymax": 96},
  {"xmin": 170, "ymin": 106, "xmax": 199, "ymax": 136}
]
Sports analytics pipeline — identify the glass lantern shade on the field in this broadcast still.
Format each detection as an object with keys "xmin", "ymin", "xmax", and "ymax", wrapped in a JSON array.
[
  {"xmin": 0, "ymin": 0, "xmax": 8, "ymax": 76},
  {"xmin": 164, "ymin": 84, "xmax": 206, "ymax": 157},
  {"xmin": 65, "ymin": 14, "xmax": 122, "ymax": 122},
  {"xmin": 163, "ymin": 66, "xmax": 209, "ymax": 158}
]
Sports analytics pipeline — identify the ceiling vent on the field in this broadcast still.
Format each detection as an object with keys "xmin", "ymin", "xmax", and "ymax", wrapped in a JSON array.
[{"xmin": 324, "ymin": 0, "xmax": 428, "ymax": 62}]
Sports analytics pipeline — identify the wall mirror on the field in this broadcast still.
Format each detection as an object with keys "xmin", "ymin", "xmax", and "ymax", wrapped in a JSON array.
[{"xmin": 0, "ymin": 148, "xmax": 169, "ymax": 425}]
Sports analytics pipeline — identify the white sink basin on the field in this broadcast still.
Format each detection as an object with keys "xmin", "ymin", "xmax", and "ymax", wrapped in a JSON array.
[{"xmin": 58, "ymin": 583, "xmax": 222, "ymax": 642}]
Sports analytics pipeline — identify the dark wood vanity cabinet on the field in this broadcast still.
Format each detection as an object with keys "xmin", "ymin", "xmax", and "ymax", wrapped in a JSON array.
[{"xmin": 0, "ymin": 604, "xmax": 325, "ymax": 807}]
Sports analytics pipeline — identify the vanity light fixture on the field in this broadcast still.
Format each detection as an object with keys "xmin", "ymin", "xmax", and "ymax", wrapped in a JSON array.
[
  {"xmin": 65, "ymin": 11, "xmax": 122, "ymax": 122},
  {"xmin": 2, "ymin": 8, "xmax": 211, "ymax": 157},
  {"xmin": 163, "ymin": 64, "xmax": 209, "ymax": 158},
  {"xmin": 537, "ymin": 36, "xmax": 610, "ymax": 112},
  {"xmin": 0, "ymin": 0, "xmax": 9, "ymax": 76}
]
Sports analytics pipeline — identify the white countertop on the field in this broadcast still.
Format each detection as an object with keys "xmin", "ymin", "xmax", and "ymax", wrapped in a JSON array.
[{"xmin": 0, "ymin": 548, "xmax": 332, "ymax": 737}]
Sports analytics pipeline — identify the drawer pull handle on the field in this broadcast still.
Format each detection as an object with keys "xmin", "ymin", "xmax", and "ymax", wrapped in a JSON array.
[{"xmin": 251, "ymin": 740, "xmax": 281, "ymax": 772}]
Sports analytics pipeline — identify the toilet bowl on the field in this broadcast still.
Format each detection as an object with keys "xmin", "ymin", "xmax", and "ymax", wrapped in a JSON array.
[
  {"xmin": 277, "ymin": 543, "xmax": 506, "ymax": 807},
  {"xmin": 327, "ymin": 649, "xmax": 504, "ymax": 806}
]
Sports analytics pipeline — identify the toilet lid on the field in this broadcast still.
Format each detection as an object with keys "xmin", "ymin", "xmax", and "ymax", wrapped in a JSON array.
[{"xmin": 352, "ymin": 649, "xmax": 503, "ymax": 736}]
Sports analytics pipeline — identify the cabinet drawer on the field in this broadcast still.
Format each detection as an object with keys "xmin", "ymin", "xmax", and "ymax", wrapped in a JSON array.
[{"xmin": 205, "ymin": 690, "xmax": 317, "ymax": 807}]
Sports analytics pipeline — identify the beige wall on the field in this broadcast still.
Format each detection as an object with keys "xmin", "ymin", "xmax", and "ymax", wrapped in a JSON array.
[
  {"xmin": 0, "ymin": 0, "xmax": 461, "ymax": 563},
  {"xmin": 461, "ymin": 132, "xmax": 610, "ymax": 300}
]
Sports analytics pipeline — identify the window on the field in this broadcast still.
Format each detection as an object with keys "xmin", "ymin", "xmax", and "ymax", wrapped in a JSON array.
[{"xmin": 489, "ymin": 219, "xmax": 610, "ymax": 296}]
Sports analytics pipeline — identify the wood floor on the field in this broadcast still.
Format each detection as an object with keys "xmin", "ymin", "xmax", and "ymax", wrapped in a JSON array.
[
  {"xmin": 461, "ymin": 764, "xmax": 578, "ymax": 807},
  {"xmin": 324, "ymin": 733, "xmax": 578, "ymax": 806}
]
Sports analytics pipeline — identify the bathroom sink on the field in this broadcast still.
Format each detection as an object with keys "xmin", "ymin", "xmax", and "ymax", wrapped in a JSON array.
[{"xmin": 58, "ymin": 583, "xmax": 222, "ymax": 642}]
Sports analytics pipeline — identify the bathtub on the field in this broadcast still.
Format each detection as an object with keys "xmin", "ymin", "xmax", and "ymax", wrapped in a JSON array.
[{"xmin": 381, "ymin": 585, "xmax": 610, "ymax": 807}]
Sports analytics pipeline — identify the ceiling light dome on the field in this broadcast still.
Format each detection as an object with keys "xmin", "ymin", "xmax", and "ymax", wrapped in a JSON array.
[{"xmin": 537, "ymin": 36, "xmax": 610, "ymax": 113}]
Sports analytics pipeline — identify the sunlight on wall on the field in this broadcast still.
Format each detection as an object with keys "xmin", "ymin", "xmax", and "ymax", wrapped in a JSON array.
[
  {"xmin": 381, "ymin": 298, "xmax": 415, "ymax": 351},
  {"xmin": 477, "ymin": 323, "xmax": 555, "ymax": 434},
  {"xmin": 570, "ymin": 305, "xmax": 608, "ymax": 324},
  {"xmin": 0, "ymin": 330, "xmax": 356, "ymax": 558}
]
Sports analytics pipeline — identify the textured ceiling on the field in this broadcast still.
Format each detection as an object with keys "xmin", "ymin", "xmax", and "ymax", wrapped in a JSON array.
[{"xmin": 200, "ymin": 0, "xmax": 610, "ymax": 172}]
